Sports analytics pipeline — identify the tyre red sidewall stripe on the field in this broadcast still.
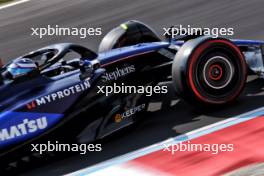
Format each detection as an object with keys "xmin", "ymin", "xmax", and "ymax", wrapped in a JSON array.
[{"xmin": 188, "ymin": 39, "xmax": 247, "ymax": 104}]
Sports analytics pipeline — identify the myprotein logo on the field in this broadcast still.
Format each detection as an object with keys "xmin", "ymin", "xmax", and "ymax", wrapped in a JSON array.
[
  {"xmin": 114, "ymin": 104, "xmax": 145, "ymax": 123},
  {"xmin": 27, "ymin": 80, "xmax": 90, "ymax": 109},
  {"xmin": 0, "ymin": 117, "xmax": 48, "ymax": 141},
  {"xmin": 102, "ymin": 65, "xmax": 135, "ymax": 82}
]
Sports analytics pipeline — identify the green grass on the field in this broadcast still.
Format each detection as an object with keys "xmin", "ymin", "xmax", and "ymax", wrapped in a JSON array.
[{"xmin": 0, "ymin": 0, "xmax": 14, "ymax": 4}]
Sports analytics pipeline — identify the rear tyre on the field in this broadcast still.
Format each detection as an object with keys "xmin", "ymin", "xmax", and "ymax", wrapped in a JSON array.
[
  {"xmin": 172, "ymin": 36, "xmax": 247, "ymax": 105},
  {"xmin": 98, "ymin": 20, "xmax": 161, "ymax": 52}
]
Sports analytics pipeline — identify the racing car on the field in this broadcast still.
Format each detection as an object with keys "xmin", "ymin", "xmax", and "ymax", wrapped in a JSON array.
[{"xmin": 0, "ymin": 20, "xmax": 263, "ymax": 167}]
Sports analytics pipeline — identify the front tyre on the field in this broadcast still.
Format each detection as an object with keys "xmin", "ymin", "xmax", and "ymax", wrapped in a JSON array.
[{"xmin": 172, "ymin": 36, "xmax": 247, "ymax": 105}]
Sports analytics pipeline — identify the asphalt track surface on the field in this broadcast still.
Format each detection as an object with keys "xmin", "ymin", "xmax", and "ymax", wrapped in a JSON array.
[{"xmin": 0, "ymin": 0, "xmax": 264, "ymax": 175}]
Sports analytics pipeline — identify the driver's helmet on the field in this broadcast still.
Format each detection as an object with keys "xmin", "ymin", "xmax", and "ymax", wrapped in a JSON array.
[{"xmin": 7, "ymin": 58, "xmax": 38, "ymax": 79}]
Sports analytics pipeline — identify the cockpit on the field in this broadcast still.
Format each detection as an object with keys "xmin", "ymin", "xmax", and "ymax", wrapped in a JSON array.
[{"xmin": 0, "ymin": 43, "xmax": 99, "ymax": 85}]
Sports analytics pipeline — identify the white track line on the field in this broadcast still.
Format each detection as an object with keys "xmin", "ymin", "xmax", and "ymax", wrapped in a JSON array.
[
  {"xmin": 66, "ymin": 107, "xmax": 264, "ymax": 176},
  {"xmin": 85, "ymin": 164, "xmax": 174, "ymax": 176},
  {"xmin": 0, "ymin": 0, "xmax": 30, "ymax": 10}
]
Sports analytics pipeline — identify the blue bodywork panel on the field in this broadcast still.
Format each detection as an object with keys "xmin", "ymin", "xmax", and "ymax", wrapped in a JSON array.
[{"xmin": 0, "ymin": 112, "xmax": 63, "ymax": 148}]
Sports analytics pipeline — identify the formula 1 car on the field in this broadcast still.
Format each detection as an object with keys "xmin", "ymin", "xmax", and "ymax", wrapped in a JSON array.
[{"xmin": 0, "ymin": 20, "xmax": 264, "ymax": 166}]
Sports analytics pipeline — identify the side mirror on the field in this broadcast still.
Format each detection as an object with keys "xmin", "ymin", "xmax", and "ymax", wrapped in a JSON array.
[{"xmin": 79, "ymin": 59, "xmax": 100, "ymax": 80}]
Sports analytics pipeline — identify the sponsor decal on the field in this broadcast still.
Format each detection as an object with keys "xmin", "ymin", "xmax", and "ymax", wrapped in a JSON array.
[
  {"xmin": 27, "ymin": 102, "xmax": 36, "ymax": 110},
  {"xmin": 102, "ymin": 65, "xmax": 135, "ymax": 82},
  {"xmin": 114, "ymin": 114, "xmax": 122, "ymax": 123},
  {"xmin": 27, "ymin": 80, "xmax": 90, "ymax": 109},
  {"xmin": 0, "ymin": 117, "xmax": 48, "ymax": 141},
  {"xmin": 114, "ymin": 104, "xmax": 145, "ymax": 123}
]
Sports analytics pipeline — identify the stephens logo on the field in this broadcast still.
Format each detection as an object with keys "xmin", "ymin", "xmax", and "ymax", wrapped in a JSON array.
[
  {"xmin": 102, "ymin": 65, "xmax": 135, "ymax": 82},
  {"xmin": 114, "ymin": 104, "xmax": 145, "ymax": 123},
  {"xmin": 0, "ymin": 117, "xmax": 48, "ymax": 141},
  {"xmin": 27, "ymin": 80, "xmax": 90, "ymax": 109}
]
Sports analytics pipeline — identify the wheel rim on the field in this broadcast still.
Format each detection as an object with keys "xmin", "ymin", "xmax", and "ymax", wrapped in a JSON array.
[
  {"xmin": 187, "ymin": 39, "xmax": 247, "ymax": 104},
  {"xmin": 202, "ymin": 56, "xmax": 234, "ymax": 89}
]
